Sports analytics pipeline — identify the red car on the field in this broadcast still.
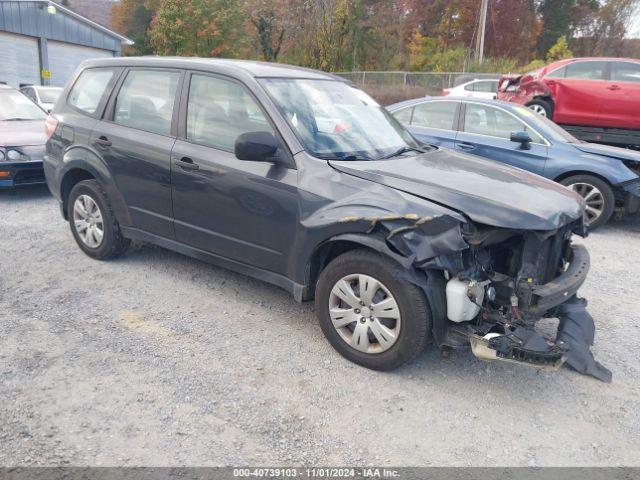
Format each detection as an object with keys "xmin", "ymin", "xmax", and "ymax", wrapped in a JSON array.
[{"xmin": 498, "ymin": 58, "xmax": 640, "ymax": 145}]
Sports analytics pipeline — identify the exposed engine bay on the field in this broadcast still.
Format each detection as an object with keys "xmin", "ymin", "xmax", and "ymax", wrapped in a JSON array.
[{"xmin": 337, "ymin": 213, "xmax": 612, "ymax": 382}]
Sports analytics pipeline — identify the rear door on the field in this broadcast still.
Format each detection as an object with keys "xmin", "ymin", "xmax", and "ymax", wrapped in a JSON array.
[
  {"xmin": 90, "ymin": 68, "xmax": 183, "ymax": 238},
  {"xmin": 600, "ymin": 61, "xmax": 640, "ymax": 129},
  {"xmin": 400, "ymin": 100, "xmax": 460, "ymax": 148},
  {"xmin": 546, "ymin": 60, "xmax": 607, "ymax": 126},
  {"xmin": 455, "ymin": 102, "xmax": 548, "ymax": 175},
  {"xmin": 170, "ymin": 72, "xmax": 298, "ymax": 275}
]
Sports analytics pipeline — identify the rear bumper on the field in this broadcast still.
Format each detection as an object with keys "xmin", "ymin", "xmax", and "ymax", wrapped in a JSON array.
[
  {"xmin": 0, "ymin": 160, "xmax": 45, "ymax": 188},
  {"xmin": 496, "ymin": 91, "xmax": 532, "ymax": 105}
]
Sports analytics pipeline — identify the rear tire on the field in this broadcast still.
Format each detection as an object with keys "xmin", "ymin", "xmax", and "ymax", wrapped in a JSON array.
[
  {"xmin": 68, "ymin": 180, "xmax": 130, "ymax": 260},
  {"xmin": 526, "ymin": 98, "xmax": 553, "ymax": 118},
  {"xmin": 315, "ymin": 249, "xmax": 431, "ymax": 370},
  {"xmin": 559, "ymin": 174, "xmax": 614, "ymax": 230}
]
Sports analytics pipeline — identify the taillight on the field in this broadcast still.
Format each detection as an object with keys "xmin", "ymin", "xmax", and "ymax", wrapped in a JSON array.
[
  {"xmin": 45, "ymin": 115, "xmax": 59, "ymax": 141},
  {"xmin": 442, "ymin": 89, "xmax": 450, "ymax": 96}
]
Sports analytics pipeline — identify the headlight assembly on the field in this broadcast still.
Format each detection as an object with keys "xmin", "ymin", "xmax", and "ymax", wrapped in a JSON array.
[
  {"xmin": 7, "ymin": 149, "xmax": 21, "ymax": 161},
  {"xmin": 0, "ymin": 149, "xmax": 5, "ymax": 162}
]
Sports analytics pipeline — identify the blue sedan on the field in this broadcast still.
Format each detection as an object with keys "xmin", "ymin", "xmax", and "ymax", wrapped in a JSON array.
[{"xmin": 387, "ymin": 97, "xmax": 640, "ymax": 229}]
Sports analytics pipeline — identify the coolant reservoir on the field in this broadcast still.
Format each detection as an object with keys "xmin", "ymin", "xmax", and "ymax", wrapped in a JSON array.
[{"xmin": 446, "ymin": 278, "xmax": 484, "ymax": 322}]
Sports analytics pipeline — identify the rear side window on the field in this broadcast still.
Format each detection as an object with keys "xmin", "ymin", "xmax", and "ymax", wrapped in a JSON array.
[
  {"xmin": 68, "ymin": 68, "xmax": 115, "ymax": 115},
  {"xmin": 564, "ymin": 61, "xmax": 606, "ymax": 80},
  {"xmin": 411, "ymin": 102, "xmax": 457, "ymax": 130},
  {"xmin": 393, "ymin": 107, "xmax": 413, "ymax": 124},
  {"xmin": 474, "ymin": 81, "xmax": 498, "ymax": 93},
  {"xmin": 611, "ymin": 62, "xmax": 640, "ymax": 83},
  {"xmin": 186, "ymin": 74, "xmax": 273, "ymax": 151},
  {"xmin": 114, "ymin": 69, "xmax": 180, "ymax": 136}
]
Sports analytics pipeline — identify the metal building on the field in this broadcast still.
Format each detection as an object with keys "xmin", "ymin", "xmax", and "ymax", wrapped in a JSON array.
[{"xmin": 0, "ymin": 0, "xmax": 132, "ymax": 88}]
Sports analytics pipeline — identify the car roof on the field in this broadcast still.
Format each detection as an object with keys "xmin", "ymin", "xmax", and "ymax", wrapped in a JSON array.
[
  {"xmin": 387, "ymin": 96, "xmax": 520, "ymax": 112},
  {"xmin": 79, "ymin": 56, "xmax": 345, "ymax": 81},
  {"xmin": 0, "ymin": 84, "xmax": 14, "ymax": 90}
]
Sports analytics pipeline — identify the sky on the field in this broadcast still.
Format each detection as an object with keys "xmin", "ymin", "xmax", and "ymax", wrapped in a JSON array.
[{"xmin": 632, "ymin": 7, "xmax": 640, "ymax": 38}]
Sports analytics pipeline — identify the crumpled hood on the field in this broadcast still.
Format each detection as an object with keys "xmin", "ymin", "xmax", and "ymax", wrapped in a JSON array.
[
  {"xmin": 0, "ymin": 120, "xmax": 46, "ymax": 147},
  {"xmin": 330, "ymin": 149, "xmax": 584, "ymax": 230},
  {"xmin": 574, "ymin": 142, "xmax": 640, "ymax": 163}
]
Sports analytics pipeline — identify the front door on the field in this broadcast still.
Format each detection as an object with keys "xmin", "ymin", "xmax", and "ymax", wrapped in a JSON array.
[
  {"xmin": 455, "ymin": 102, "xmax": 547, "ymax": 175},
  {"xmin": 170, "ymin": 72, "xmax": 298, "ymax": 275}
]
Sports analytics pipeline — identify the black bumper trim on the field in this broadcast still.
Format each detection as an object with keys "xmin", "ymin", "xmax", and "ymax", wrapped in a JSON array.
[{"xmin": 531, "ymin": 244, "xmax": 589, "ymax": 313}]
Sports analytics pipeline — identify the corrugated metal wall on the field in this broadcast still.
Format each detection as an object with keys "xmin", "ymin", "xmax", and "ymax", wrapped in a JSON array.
[{"xmin": 0, "ymin": 1, "xmax": 121, "ymax": 53}]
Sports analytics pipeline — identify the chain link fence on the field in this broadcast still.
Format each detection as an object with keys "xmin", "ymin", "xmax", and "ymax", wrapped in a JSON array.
[{"xmin": 334, "ymin": 71, "xmax": 502, "ymax": 104}]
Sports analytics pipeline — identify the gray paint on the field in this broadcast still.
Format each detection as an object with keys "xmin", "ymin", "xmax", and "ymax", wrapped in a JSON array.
[
  {"xmin": 0, "ymin": 1, "xmax": 131, "ymax": 86},
  {"xmin": 0, "ymin": 1, "xmax": 127, "ymax": 54}
]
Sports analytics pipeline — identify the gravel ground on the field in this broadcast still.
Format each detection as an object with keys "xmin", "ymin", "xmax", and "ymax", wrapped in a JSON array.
[{"xmin": 1, "ymin": 185, "xmax": 639, "ymax": 467}]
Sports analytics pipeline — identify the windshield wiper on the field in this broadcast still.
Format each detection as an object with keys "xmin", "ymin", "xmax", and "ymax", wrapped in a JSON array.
[
  {"xmin": 316, "ymin": 154, "xmax": 372, "ymax": 161},
  {"xmin": 379, "ymin": 146, "xmax": 425, "ymax": 160}
]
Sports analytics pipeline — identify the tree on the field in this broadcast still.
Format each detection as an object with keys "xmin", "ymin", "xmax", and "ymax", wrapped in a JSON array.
[
  {"xmin": 111, "ymin": 0, "xmax": 161, "ymax": 55},
  {"xmin": 149, "ymin": 0, "xmax": 245, "ymax": 57},
  {"xmin": 244, "ymin": 0, "xmax": 286, "ymax": 61},
  {"xmin": 546, "ymin": 35, "xmax": 573, "ymax": 61}
]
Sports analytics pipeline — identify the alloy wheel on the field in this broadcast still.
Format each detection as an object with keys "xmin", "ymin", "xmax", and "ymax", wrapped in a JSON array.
[
  {"xmin": 73, "ymin": 194, "xmax": 104, "ymax": 248},
  {"xmin": 328, "ymin": 274, "xmax": 401, "ymax": 354},
  {"xmin": 528, "ymin": 104, "xmax": 547, "ymax": 117},
  {"xmin": 568, "ymin": 182, "xmax": 604, "ymax": 226}
]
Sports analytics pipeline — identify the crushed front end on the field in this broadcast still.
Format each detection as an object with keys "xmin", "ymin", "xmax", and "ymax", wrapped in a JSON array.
[{"xmin": 381, "ymin": 216, "xmax": 612, "ymax": 382}]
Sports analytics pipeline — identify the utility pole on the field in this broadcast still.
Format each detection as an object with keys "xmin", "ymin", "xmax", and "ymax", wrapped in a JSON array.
[{"xmin": 475, "ymin": 0, "xmax": 489, "ymax": 64}]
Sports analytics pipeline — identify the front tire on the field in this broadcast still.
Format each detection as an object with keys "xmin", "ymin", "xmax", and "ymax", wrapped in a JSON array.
[
  {"xmin": 68, "ymin": 180, "xmax": 130, "ymax": 260},
  {"xmin": 560, "ymin": 174, "xmax": 614, "ymax": 230},
  {"xmin": 315, "ymin": 249, "xmax": 431, "ymax": 370}
]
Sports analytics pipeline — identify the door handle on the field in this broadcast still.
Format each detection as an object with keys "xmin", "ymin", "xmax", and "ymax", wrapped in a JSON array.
[
  {"xmin": 458, "ymin": 142, "xmax": 476, "ymax": 151},
  {"xmin": 175, "ymin": 156, "xmax": 199, "ymax": 171},
  {"xmin": 94, "ymin": 136, "xmax": 111, "ymax": 148},
  {"xmin": 607, "ymin": 84, "xmax": 621, "ymax": 91}
]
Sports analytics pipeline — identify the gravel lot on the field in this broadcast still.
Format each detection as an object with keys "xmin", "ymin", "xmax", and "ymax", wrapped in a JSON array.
[{"xmin": 1, "ymin": 185, "xmax": 639, "ymax": 467}]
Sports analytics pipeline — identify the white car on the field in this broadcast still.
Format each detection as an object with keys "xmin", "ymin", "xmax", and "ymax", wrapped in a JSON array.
[
  {"xmin": 441, "ymin": 79, "xmax": 499, "ymax": 99},
  {"xmin": 19, "ymin": 85, "xmax": 63, "ymax": 112}
]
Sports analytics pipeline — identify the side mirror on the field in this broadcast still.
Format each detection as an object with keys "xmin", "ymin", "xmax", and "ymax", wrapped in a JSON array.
[
  {"xmin": 235, "ymin": 131, "xmax": 279, "ymax": 161},
  {"xmin": 510, "ymin": 130, "xmax": 532, "ymax": 150}
]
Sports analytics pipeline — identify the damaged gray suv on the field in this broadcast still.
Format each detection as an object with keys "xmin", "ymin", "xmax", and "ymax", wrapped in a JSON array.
[{"xmin": 44, "ymin": 58, "xmax": 610, "ymax": 382}]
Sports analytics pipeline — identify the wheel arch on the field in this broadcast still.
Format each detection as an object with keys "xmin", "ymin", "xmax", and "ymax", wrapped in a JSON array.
[
  {"xmin": 554, "ymin": 170, "xmax": 614, "ymax": 187},
  {"xmin": 59, "ymin": 148, "xmax": 131, "ymax": 225},
  {"xmin": 304, "ymin": 234, "xmax": 409, "ymax": 301}
]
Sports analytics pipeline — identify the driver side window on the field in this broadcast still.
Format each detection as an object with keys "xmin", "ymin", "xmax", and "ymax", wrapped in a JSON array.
[
  {"xmin": 464, "ymin": 103, "xmax": 543, "ymax": 143},
  {"xmin": 186, "ymin": 74, "xmax": 273, "ymax": 152}
]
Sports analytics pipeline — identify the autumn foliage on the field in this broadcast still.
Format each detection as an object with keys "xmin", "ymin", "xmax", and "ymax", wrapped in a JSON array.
[{"xmin": 111, "ymin": 0, "xmax": 640, "ymax": 73}]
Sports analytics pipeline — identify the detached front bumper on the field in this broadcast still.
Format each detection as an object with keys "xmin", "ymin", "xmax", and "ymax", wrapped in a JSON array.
[
  {"xmin": 619, "ymin": 179, "xmax": 640, "ymax": 217},
  {"xmin": 0, "ymin": 159, "xmax": 45, "ymax": 188},
  {"xmin": 527, "ymin": 244, "xmax": 590, "ymax": 314}
]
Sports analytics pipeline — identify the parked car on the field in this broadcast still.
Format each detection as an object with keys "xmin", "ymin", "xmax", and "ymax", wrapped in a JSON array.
[
  {"xmin": 44, "ymin": 57, "xmax": 609, "ymax": 381},
  {"xmin": 0, "ymin": 85, "xmax": 48, "ymax": 188},
  {"xmin": 388, "ymin": 97, "xmax": 640, "ymax": 229},
  {"xmin": 20, "ymin": 85, "xmax": 63, "ymax": 112},
  {"xmin": 442, "ymin": 78, "xmax": 498, "ymax": 99},
  {"xmin": 497, "ymin": 57, "xmax": 640, "ymax": 148}
]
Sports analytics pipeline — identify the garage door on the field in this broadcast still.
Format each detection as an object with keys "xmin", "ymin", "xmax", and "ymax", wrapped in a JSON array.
[
  {"xmin": 47, "ymin": 41, "xmax": 113, "ymax": 88},
  {"xmin": 0, "ymin": 32, "xmax": 41, "ymax": 88}
]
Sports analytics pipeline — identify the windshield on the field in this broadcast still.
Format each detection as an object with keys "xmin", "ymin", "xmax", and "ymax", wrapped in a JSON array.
[
  {"xmin": 0, "ymin": 90, "xmax": 47, "ymax": 121},
  {"xmin": 38, "ymin": 87, "xmax": 62, "ymax": 103},
  {"xmin": 512, "ymin": 105, "xmax": 579, "ymax": 143},
  {"xmin": 260, "ymin": 78, "xmax": 421, "ymax": 160}
]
